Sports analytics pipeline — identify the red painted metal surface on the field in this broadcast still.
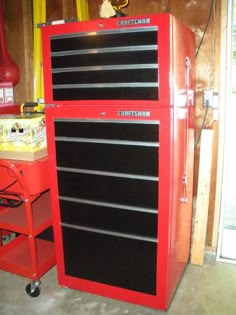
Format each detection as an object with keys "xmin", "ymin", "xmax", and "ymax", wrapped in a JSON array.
[
  {"xmin": 0, "ymin": 157, "xmax": 49, "ymax": 196},
  {"xmin": 0, "ymin": 158, "xmax": 56, "ymax": 282},
  {"xmin": 0, "ymin": 104, "xmax": 20, "ymax": 114},
  {"xmin": 0, "ymin": 191, "xmax": 52, "ymax": 235},
  {"xmin": 43, "ymin": 13, "xmax": 195, "ymax": 310}
]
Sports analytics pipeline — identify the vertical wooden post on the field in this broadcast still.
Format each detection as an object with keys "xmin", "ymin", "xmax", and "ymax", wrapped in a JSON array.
[
  {"xmin": 191, "ymin": 129, "xmax": 213, "ymax": 265},
  {"xmin": 62, "ymin": 0, "xmax": 74, "ymax": 19},
  {"xmin": 33, "ymin": 0, "xmax": 46, "ymax": 102},
  {"xmin": 22, "ymin": 0, "xmax": 33, "ymax": 102}
]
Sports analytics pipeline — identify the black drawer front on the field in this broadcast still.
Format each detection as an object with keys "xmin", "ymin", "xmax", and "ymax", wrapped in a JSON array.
[
  {"xmin": 60, "ymin": 199, "xmax": 157, "ymax": 238},
  {"xmin": 50, "ymin": 27, "xmax": 158, "ymax": 101},
  {"xmin": 56, "ymin": 141, "xmax": 158, "ymax": 177},
  {"xmin": 53, "ymin": 87, "xmax": 158, "ymax": 101},
  {"xmin": 52, "ymin": 68, "xmax": 157, "ymax": 85},
  {"xmin": 57, "ymin": 171, "xmax": 158, "ymax": 209},
  {"xmin": 52, "ymin": 51, "xmax": 157, "ymax": 69},
  {"xmin": 51, "ymin": 29, "xmax": 157, "ymax": 52},
  {"xmin": 55, "ymin": 120, "xmax": 159, "ymax": 142},
  {"xmin": 62, "ymin": 226, "xmax": 157, "ymax": 295},
  {"xmin": 55, "ymin": 119, "xmax": 159, "ymax": 293}
]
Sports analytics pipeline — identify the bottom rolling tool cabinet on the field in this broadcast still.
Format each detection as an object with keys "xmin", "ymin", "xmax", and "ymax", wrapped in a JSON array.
[
  {"xmin": 0, "ymin": 157, "xmax": 56, "ymax": 297},
  {"xmin": 45, "ymin": 104, "xmax": 194, "ymax": 310}
]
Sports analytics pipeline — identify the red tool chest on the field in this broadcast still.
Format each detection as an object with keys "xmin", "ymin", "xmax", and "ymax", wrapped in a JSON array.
[{"xmin": 42, "ymin": 13, "xmax": 195, "ymax": 310}]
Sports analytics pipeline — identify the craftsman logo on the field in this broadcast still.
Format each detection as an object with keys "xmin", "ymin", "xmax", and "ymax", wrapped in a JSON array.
[
  {"xmin": 117, "ymin": 17, "xmax": 151, "ymax": 26},
  {"xmin": 118, "ymin": 111, "xmax": 151, "ymax": 117}
]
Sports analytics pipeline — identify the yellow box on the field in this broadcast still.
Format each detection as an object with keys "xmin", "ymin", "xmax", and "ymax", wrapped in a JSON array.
[{"xmin": 0, "ymin": 113, "xmax": 47, "ymax": 160}]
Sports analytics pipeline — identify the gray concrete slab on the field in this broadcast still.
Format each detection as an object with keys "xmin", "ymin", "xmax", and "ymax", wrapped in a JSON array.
[{"xmin": 0, "ymin": 255, "xmax": 236, "ymax": 315}]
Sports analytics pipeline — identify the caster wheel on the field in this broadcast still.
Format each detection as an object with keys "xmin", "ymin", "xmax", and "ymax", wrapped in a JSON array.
[{"xmin": 25, "ymin": 283, "xmax": 40, "ymax": 297}]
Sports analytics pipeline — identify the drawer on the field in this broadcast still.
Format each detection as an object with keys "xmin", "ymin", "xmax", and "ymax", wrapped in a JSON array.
[
  {"xmin": 54, "ymin": 120, "xmax": 159, "ymax": 143},
  {"xmin": 62, "ymin": 226, "xmax": 157, "ymax": 295},
  {"xmin": 60, "ymin": 199, "xmax": 157, "ymax": 239},
  {"xmin": 56, "ymin": 141, "xmax": 158, "ymax": 176},
  {"xmin": 51, "ymin": 27, "xmax": 158, "ymax": 101},
  {"xmin": 57, "ymin": 171, "xmax": 158, "ymax": 209}
]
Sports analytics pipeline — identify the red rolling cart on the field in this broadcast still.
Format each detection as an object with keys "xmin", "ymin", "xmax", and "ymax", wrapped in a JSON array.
[
  {"xmin": 0, "ymin": 157, "xmax": 56, "ymax": 296},
  {"xmin": 42, "ymin": 13, "xmax": 195, "ymax": 310}
]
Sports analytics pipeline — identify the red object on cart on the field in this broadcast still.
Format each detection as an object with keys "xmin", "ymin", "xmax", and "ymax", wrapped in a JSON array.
[
  {"xmin": 0, "ymin": 157, "xmax": 56, "ymax": 297},
  {"xmin": 0, "ymin": 104, "xmax": 20, "ymax": 114},
  {"xmin": 0, "ymin": 157, "xmax": 49, "ymax": 196}
]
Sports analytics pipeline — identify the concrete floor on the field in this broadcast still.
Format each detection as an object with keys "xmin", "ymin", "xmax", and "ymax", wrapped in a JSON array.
[{"xmin": 0, "ymin": 255, "xmax": 236, "ymax": 315}]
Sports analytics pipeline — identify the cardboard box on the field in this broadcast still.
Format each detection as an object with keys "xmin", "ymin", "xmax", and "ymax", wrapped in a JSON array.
[{"xmin": 0, "ymin": 113, "xmax": 47, "ymax": 161}]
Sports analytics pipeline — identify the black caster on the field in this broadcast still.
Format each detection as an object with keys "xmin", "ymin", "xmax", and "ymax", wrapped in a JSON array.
[{"xmin": 25, "ymin": 280, "xmax": 41, "ymax": 297}]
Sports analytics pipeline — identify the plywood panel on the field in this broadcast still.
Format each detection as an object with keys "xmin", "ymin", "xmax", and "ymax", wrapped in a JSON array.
[
  {"xmin": 62, "ymin": 0, "xmax": 75, "ymax": 19},
  {"xmin": 88, "ymin": 0, "xmax": 170, "ymax": 19},
  {"xmin": 171, "ymin": 0, "xmax": 221, "ymax": 247},
  {"xmin": 121, "ymin": 0, "xmax": 170, "ymax": 16},
  {"xmin": 46, "ymin": 0, "xmax": 64, "ymax": 21}
]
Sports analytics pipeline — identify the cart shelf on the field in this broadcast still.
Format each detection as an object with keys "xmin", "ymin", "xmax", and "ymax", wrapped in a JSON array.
[
  {"xmin": 0, "ymin": 157, "xmax": 56, "ymax": 297},
  {"xmin": 0, "ymin": 234, "xmax": 55, "ymax": 279},
  {"xmin": 0, "ymin": 190, "xmax": 52, "ymax": 236}
]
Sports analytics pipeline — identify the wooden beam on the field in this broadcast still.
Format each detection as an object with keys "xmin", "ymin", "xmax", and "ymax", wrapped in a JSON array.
[
  {"xmin": 191, "ymin": 129, "xmax": 213, "ymax": 265},
  {"xmin": 62, "ymin": 0, "xmax": 74, "ymax": 19},
  {"xmin": 207, "ymin": 122, "xmax": 218, "ymax": 246},
  {"xmin": 22, "ymin": 0, "xmax": 33, "ymax": 102}
]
